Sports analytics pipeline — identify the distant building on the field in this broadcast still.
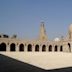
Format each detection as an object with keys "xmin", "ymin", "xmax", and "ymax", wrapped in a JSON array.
[{"xmin": 0, "ymin": 22, "xmax": 72, "ymax": 52}]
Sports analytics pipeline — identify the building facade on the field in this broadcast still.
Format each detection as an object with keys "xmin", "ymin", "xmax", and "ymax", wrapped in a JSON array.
[{"xmin": 0, "ymin": 23, "xmax": 72, "ymax": 52}]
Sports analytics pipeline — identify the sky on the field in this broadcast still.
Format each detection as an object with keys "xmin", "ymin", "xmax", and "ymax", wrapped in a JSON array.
[{"xmin": 0, "ymin": 0, "xmax": 72, "ymax": 40}]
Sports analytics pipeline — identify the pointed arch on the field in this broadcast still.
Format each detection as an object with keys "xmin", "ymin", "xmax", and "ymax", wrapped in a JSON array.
[
  {"xmin": 42, "ymin": 45, "xmax": 46, "ymax": 52},
  {"xmin": 19, "ymin": 44, "xmax": 24, "ymax": 51},
  {"xmin": 49, "ymin": 45, "xmax": 52, "ymax": 51},
  {"xmin": 60, "ymin": 45, "xmax": 63, "ymax": 51},
  {"xmin": 35, "ymin": 44, "xmax": 39, "ymax": 51},
  {"xmin": 55, "ymin": 45, "xmax": 58, "ymax": 52},
  {"xmin": 68, "ymin": 43, "xmax": 71, "ymax": 52},
  {"xmin": 28, "ymin": 44, "xmax": 32, "ymax": 51},
  {"xmin": 0, "ymin": 42, "xmax": 6, "ymax": 51},
  {"xmin": 10, "ymin": 43, "xmax": 16, "ymax": 51}
]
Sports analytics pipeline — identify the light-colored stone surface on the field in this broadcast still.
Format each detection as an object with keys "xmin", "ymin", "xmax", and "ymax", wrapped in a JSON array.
[{"xmin": 0, "ymin": 52, "xmax": 72, "ymax": 70}]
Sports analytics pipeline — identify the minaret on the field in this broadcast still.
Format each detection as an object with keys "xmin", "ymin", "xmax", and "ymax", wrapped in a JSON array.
[
  {"xmin": 68, "ymin": 24, "xmax": 72, "ymax": 40},
  {"xmin": 39, "ymin": 22, "xmax": 48, "ymax": 41}
]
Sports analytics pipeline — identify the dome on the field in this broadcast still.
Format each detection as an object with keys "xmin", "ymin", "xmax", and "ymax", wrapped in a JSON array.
[
  {"xmin": 69, "ymin": 24, "xmax": 72, "ymax": 32},
  {"xmin": 54, "ymin": 38, "xmax": 60, "ymax": 42}
]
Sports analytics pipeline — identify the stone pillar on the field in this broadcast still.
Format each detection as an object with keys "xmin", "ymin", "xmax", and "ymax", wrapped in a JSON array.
[
  {"xmin": 47, "ymin": 45, "xmax": 49, "ymax": 52},
  {"xmin": 16, "ymin": 45, "xmax": 19, "ymax": 52},
  {"xmin": 46, "ymin": 45, "xmax": 48, "ymax": 52},
  {"xmin": 70, "ymin": 43, "xmax": 72, "ymax": 52},
  {"xmin": 25, "ymin": 45, "xmax": 27, "ymax": 52},
  {"xmin": 58, "ymin": 46, "xmax": 60, "ymax": 52},
  {"xmin": 39, "ymin": 45, "xmax": 42, "ymax": 52},
  {"xmin": 7, "ymin": 45, "xmax": 10, "ymax": 52},
  {"xmin": 52, "ymin": 45, "xmax": 54, "ymax": 52},
  {"xmin": 32, "ymin": 45, "xmax": 35, "ymax": 52},
  {"xmin": 63, "ymin": 44, "xmax": 68, "ymax": 52}
]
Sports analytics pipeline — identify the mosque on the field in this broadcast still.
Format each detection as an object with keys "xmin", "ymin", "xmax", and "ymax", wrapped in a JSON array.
[
  {"xmin": 1, "ymin": 22, "xmax": 72, "ymax": 70},
  {"xmin": 0, "ymin": 22, "xmax": 72, "ymax": 53}
]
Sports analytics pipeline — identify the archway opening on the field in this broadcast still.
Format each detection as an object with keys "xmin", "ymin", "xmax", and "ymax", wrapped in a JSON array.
[
  {"xmin": 10, "ymin": 43, "xmax": 16, "ymax": 51},
  {"xmin": 35, "ymin": 45, "xmax": 39, "ymax": 52},
  {"xmin": 49, "ymin": 45, "xmax": 52, "ymax": 52},
  {"xmin": 55, "ymin": 45, "xmax": 58, "ymax": 52},
  {"xmin": 28, "ymin": 44, "xmax": 32, "ymax": 51},
  {"xmin": 68, "ymin": 43, "xmax": 71, "ymax": 52},
  {"xmin": 0, "ymin": 35, "xmax": 1, "ymax": 38},
  {"xmin": 60, "ymin": 46, "xmax": 63, "ymax": 51},
  {"xmin": 19, "ymin": 44, "xmax": 24, "ymax": 51},
  {"xmin": 42, "ymin": 45, "xmax": 46, "ymax": 52},
  {"xmin": 0, "ymin": 43, "xmax": 6, "ymax": 51}
]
